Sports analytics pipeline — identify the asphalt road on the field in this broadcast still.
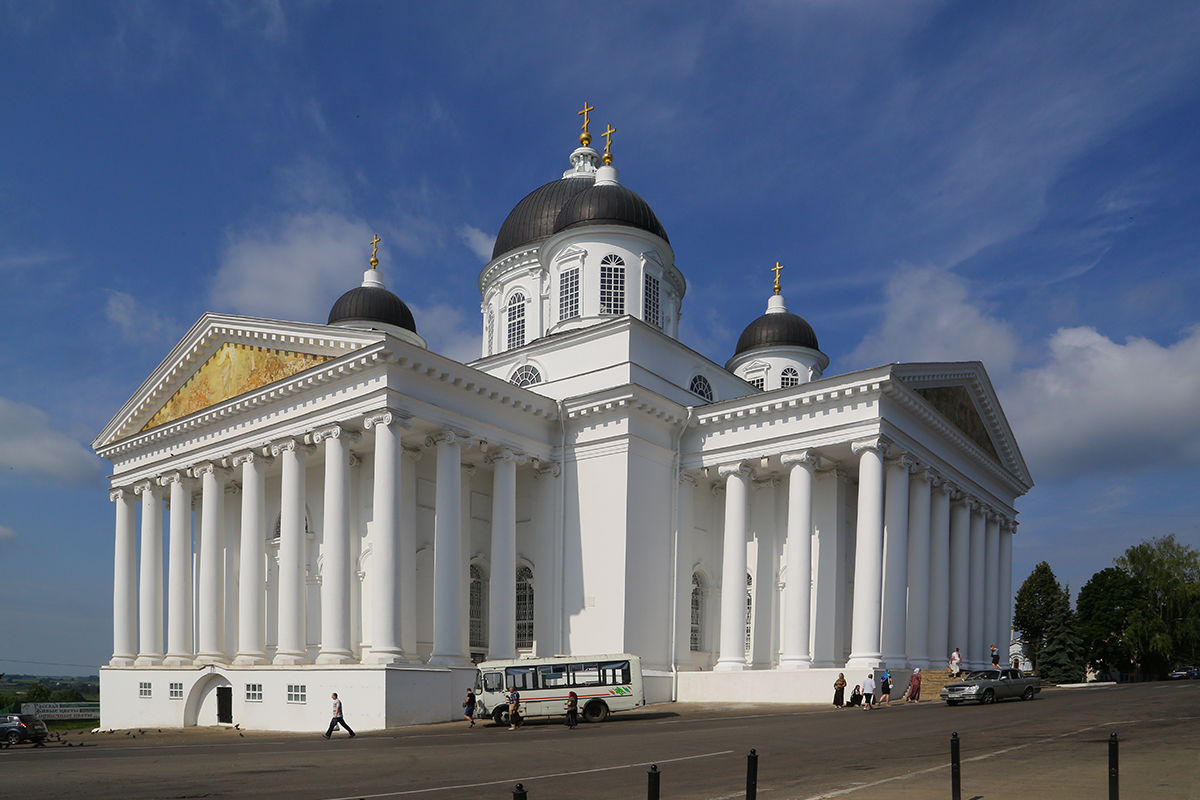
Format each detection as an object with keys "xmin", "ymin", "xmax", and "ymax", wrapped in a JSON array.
[{"xmin": 4, "ymin": 681, "xmax": 1198, "ymax": 800}]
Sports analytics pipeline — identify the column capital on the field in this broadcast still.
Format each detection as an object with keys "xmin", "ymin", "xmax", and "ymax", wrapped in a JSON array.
[
  {"xmin": 133, "ymin": 480, "xmax": 158, "ymax": 496},
  {"xmin": 717, "ymin": 462, "xmax": 754, "ymax": 480},
  {"xmin": 679, "ymin": 472, "xmax": 699, "ymax": 487},
  {"xmin": 815, "ymin": 466, "xmax": 848, "ymax": 481},
  {"xmin": 311, "ymin": 424, "xmax": 362, "ymax": 444},
  {"xmin": 109, "ymin": 487, "xmax": 131, "ymax": 502},
  {"xmin": 224, "ymin": 481, "xmax": 242, "ymax": 496},
  {"xmin": 922, "ymin": 467, "xmax": 941, "ymax": 486},
  {"xmin": 348, "ymin": 451, "xmax": 363, "ymax": 468},
  {"xmin": 753, "ymin": 475, "xmax": 780, "ymax": 490},
  {"xmin": 425, "ymin": 429, "xmax": 474, "ymax": 449},
  {"xmin": 851, "ymin": 437, "xmax": 891, "ymax": 458},
  {"xmin": 158, "ymin": 470, "xmax": 189, "ymax": 487},
  {"xmin": 191, "ymin": 461, "xmax": 233, "ymax": 478},
  {"xmin": 886, "ymin": 453, "xmax": 920, "ymax": 473},
  {"xmin": 364, "ymin": 409, "xmax": 413, "ymax": 430},
  {"xmin": 534, "ymin": 461, "xmax": 561, "ymax": 478},
  {"xmin": 461, "ymin": 462, "xmax": 477, "ymax": 477},
  {"xmin": 780, "ymin": 450, "xmax": 820, "ymax": 469},
  {"xmin": 485, "ymin": 447, "xmax": 528, "ymax": 466},
  {"xmin": 402, "ymin": 445, "xmax": 423, "ymax": 462},
  {"xmin": 269, "ymin": 438, "xmax": 316, "ymax": 458},
  {"xmin": 231, "ymin": 449, "xmax": 273, "ymax": 468},
  {"xmin": 1002, "ymin": 518, "xmax": 1019, "ymax": 534}
]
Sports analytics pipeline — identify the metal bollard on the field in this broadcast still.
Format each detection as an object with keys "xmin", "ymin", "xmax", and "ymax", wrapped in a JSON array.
[
  {"xmin": 647, "ymin": 764, "xmax": 660, "ymax": 800},
  {"xmin": 1109, "ymin": 733, "xmax": 1119, "ymax": 800},
  {"xmin": 746, "ymin": 748, "xmax": 758, "ymax": 800},
  {"xmin": 950, "ymin": 732, "xmax": 961, "ymax": 800},
  {"xmin": 512, "ymin": 782, "xmax": 527, "ymax": 799}
]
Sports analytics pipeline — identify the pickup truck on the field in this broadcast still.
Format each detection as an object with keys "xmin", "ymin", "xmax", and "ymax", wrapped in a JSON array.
[{"xmin": 940, "ymin": 668, "xmax": 1041, "ymax": 705}]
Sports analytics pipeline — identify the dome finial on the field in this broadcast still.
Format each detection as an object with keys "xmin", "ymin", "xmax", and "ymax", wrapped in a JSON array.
[
  {"xmin": 772, "ymin": 261, "xmax": 785, "ymax": 295},
  {"xmin": 369, "ymin": 234, "xmax": 381, "ymax": 269},
  {"xmin": 578, "ymin": 101, "xmax": 594, "ymax": 147},
  {"xmin": 601, "ymin": 124, "xmax": 616, "ymax": 165}
]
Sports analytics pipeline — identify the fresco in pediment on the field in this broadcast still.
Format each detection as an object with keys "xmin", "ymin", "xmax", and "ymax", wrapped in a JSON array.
[
  {"xmin": 915, "ymin": 385, "xmax": 1000, "ymax": 461},
  {"xmin": 142, "ymin": 342, "xmax": 332, "ymax": 431}
]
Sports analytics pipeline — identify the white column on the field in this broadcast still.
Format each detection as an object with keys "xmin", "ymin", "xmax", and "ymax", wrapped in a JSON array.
[
  {"xmin": 880, "ymin": 455, "xmax": 913, "ymax": 667},
  {"xmin": 273, "ymin": 438, "xmax": 312, "ymax": 665},
  {"xmin": 315, "ymin": 425, "xmax": 360, "ymax": 664},
  {"xmin": 847, "ymin": 439, "xmax": 887, "ymax": 668},
  {"xmin": 134, "ymin": 480, "xmax": 164, "ymax": 665},
  {"xmin": 968, "ymin": 503, "xmax": 987, "ymax": 668},
  {"xmin": 811, "ymin": 467, "xmax": 847, "ymax": 668},
  {"xmin": 948, "ymin": 494, "xmax": 971, "ymax": 666},
  {"xmin": 905, "ymin": 468, "xmax": 933, "ymax": 669},
  {"xmin": 223, "ymin": 482, "xmax": 241, "ymax": 660},
  {"xmin": 401, "ymin": 446, "xmax": 422, "ymax": 662},
  {"xmin": 194, "ymin": 462, "xmax": 228, "ymax": 665},
  {"xmin": 233, "ymin": 450, "xmax": 271, "ymax": 665},
  {"xmin": 163, "ymin": 472, "xmax": 194, "ymax": 665},
  {"xmin": 715, "ymin": 462, "xmax": 752, "ymax": 671},
  {"xmin": 459, "ymin": 463, "xmax": 474, "ymax": 656},
  {"xmin": 674, "ymin": 473, "xmax": 698, "ymax": 666},
  {"xmin": 428, "ymin": 430, "xmax": 472, "ymax": 667},
  {"xmin": 779, "ymin": 451, "xmax": 817, "ymax": 669},
  {"xmin": 927, "ymin": 479, "xmax": 952, "ymax": 671},
  {"xmin": 487, "ymin": 448, "xmax": 524, "ymax": 660},
  {"xmin": 984, "ymin": 513, "xmax": 1001, "ymax": 666},
  {"xmin": 999, "ymin": 521, "xmax": 1015, "ymax": 663},
  {"xmin": 533, "ymin": 461, "xmax": 562, "ymax": 656},
  {"xmin": 110, "ymin": 488, "xmax": 138, "ymax": 666},
  {"xmin": 364, "ymin": 411, "xmax": 410, "ymax": 664}
]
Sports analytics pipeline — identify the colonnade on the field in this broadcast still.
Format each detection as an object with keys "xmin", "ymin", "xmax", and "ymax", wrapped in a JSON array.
[
  {"xmin": 710, "ymin": 437, "xmax": 1016, "ymax": 672},
  {"xmin": 109, "ymin": 409, "xmax": 546, "ymax": 670}
]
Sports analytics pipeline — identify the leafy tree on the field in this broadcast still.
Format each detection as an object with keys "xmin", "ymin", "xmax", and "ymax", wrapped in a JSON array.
[
  {"xmin": 1077, "ymin": 567, "xmax": 1142, "ymax": 678},
  {"xmin": 1013, "ymin": 561, "xmax": 1063, "ymax": 673},
  {"xmin": 1039, "ymin": 585, "xmax": 1084, "ymax": 684},
  {"xmin": 1115, "ymin": 535, "xmax": 1200, "ymax": 677},
  {"xmin": 23, "ymin": 682, "xmax": 51, "ymax": 702},
  {"xmin": 49, "ymin": 687, "xmax": 85, "ymax": 703}
]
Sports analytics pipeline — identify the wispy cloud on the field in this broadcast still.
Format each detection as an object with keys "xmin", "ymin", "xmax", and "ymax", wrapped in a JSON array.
[
  {"xmin": 105, "ymin": 290, "xmax": 178, "ymax": 346},
  {"xmin": 410, "ymin": 301, "xmax": 480, "ymax": 363},
  {"xmin": 0, "ymin": 397, "xmax": 105, "ymax": 486},
  {"xmin": 0, "ymin": 524, "xmax": 16, "ymax": 542},
  {"xmin": 0, "ymin": 249, "xmax": 68, "ymax": 271},
  {"xmin": 457, "ymin": 225, "xmax": 496, "ymax": 261}
]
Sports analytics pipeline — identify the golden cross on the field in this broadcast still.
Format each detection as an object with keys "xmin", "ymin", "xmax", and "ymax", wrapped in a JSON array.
[
  {"xmin": 578, "ymin": 102, "xmax": 594, "ymax": 134},
  {"xmin": 601, "ymin": 124, "xmax": 616, "ymax": 163},
  {"xmin": 370, "ymin": 234, "xmax": 381, "ymax": 268},
  {"xmin": 772, "ymin": 261, "xmax": 785, "ymax": 294}
]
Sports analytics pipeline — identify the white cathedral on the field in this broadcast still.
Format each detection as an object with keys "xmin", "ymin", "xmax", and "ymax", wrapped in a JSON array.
[{"xmin": 95, "ymin": 119, "xmax": 1033, "ymax": 731}]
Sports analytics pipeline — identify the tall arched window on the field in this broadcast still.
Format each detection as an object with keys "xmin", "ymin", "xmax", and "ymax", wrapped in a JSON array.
[
  {"xmin": 745, "ymin": 572, "xmax": 754, "ymax": 657},
  {"xmin": 690, "ymin": 572, "xmax": 704, "ymax": 651},
  {"xmin": 599, "ymin": 254, "xmax": 625, "ymax": 315},
  {"xmin": 780, "ymin": 367, "xmax": 800, "ymax": 388},
  {"xmin": 507, "ymin": 293, "xmax": 526, "ymax": 350},
  {"xmin": 469, "ymin": 564, "xmax": 487, "ymax": 649},
  {"xmin": 516, "ymin": 565, "xmax": 534, "ymax": 649},
  {"xmin": 689, "ymin": 374, "xmax": 713, "ymax": 402}
]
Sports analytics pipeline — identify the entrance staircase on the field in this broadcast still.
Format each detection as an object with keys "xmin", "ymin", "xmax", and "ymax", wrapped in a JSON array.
[{"xmin": 912, "ymin": 668, "xmax": 959, "ymax": 701}]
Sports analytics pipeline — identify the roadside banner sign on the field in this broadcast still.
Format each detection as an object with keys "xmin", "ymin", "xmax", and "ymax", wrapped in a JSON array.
[{"xmin": 21, "ymin": 702, "xmax": 100, "ymax": 720}]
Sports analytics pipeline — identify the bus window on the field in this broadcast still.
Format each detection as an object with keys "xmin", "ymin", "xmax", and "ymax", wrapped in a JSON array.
[
  {"xmin": 569, "ymin": 663, "xmax": 601, "ymax": 687},
  {"xmin": 601, "ymin": 661, "xmax": 631, "ymax": 685},
  {"xmin": 538, "ymin": 664, "xmax": 568, "ymax": 689},
  {"xmin": 483, "ymin": 671, "xmax": 504, "ymax": 693},
  {"xmin": 505, "ymin": 666, "xmax": 537, "ymax": 690},
  {"xmin": 475, "ymin": 672, "xmax": 483, "ymax": 693}
]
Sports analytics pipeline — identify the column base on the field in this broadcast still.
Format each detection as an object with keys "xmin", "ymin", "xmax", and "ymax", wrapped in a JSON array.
[
  {"xmin": 845, "ymin": 655, "xmax": 884, "ymax": 670},
  {"xmin": 363, "ymin": 650, "xmax": 408, "ymax": 665},
  {"xmin": 778, "ymin": 658, "xmax": 813, "ymax": 670},
  {"xmin": 109, "ymin": 656, "xmax": 137, "ymax": 667},
  {"xmin": 232, "ymin": 653, "xmax": 271, "ymax": 666},
  {"xmin": 427, "ymin": 654, "xmax": 472, "ymax": 668},
  {"xmin": 272, "ymin": 652, "xmax": 312, "ymax": 666},
  {"xmin": 713, "ymin": 659, "xmax": 746, "ymax": 672},
  {"xmin": 879, "ymin": 655, "xmax": 910, "ymax": 670},
  {"xmin": 134, "ymin": 654, "xmax": 163, "ymax": 667},
  {"xmin": 194, "ymin": 653, "xmax": 230, "ymax": 666},
  {"xmin": 163, "ymin": 655, "xmax": 195, "ymax": 666},
  {"xmin": 316, "ymin": 651, "xmax": 358, "ymax": 665}
]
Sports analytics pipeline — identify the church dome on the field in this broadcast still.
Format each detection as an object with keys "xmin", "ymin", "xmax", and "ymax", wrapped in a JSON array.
[
  {"xmin": 328, "ymin": 283, "xmax": 417, "ymax": 333},
  {"xmin": 493, "ymin": 176, "xmax": 595, "ymax": 260},
  {"xmin": 552, "ymin": 182, "xmax": 669, "ymax": 243},
  {"xmin": 734, "ymin": 310, "xmax": 819, "ymax": 355}
]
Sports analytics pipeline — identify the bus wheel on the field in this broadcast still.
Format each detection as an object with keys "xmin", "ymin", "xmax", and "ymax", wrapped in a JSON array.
[
  {"xmin": 583, "ymin": 701, "xmax": 609, "ymax": 723},
  {"xmin": 492, "ymin": 708, "xmax": 509, "ymax": 726}
]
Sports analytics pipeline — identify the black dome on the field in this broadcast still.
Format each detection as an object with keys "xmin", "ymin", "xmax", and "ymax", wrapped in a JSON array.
[
  {"xmin": 734, "ymin": 311, "xmax": 819, "ymax": 355},
  {"xmin": 492, "ymin": 176, "xmax": 595, "ymax": 260},
  {"xmin": 328, "ymin": 285, "xmax": 417, "ymax": 333},
  {"xmin": 552, "ymin": 183, "xmax": 670, "ymax": 243}
]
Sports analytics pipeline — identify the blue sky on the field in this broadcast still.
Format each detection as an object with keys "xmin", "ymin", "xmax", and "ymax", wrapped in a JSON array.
[{"xmin": 2, "ymin": 1, "xmax": 1198, "ymax": 675}]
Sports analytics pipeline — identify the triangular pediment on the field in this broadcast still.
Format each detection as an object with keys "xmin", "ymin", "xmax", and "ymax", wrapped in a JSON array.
[
  {"xmin": 891, "ymin": 362, "xmax": 1033, "ymax": 490},
  {"xmin": 94, "ymin": 313, "xmax": 386, "ymax": 451}
]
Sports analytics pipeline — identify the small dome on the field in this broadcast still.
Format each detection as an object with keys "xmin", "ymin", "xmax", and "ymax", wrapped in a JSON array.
[
  {"xmin": 552, "ymin": 183, "xmax": 669, "ymax": 243},
  {"xmin": 734, "ymin": 310, "xmax": 819, "ymax": 355},
  {"xmin": 493, "ymin": 176, "xmax": 595, "ymax": 260},
  {"xmin": 328, "ymin": 284, "xmax": 417, "ymax": 333}
]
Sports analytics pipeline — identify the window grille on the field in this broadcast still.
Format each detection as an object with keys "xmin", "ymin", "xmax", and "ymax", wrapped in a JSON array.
[
  {"xmin": 516, "ymin": 565, "xmax": 534, "ymax": 649},
  {"xmin": 138, "ymin": 682, "xmax": 152, "ymax": 698},
  {"xmin": 169, "ymin": 682, "xmax": 183, "ymax": 699},
  {"xmin": 287, "ymin": 684, "xmax": 306, "ymax": 703},
  {"xmin": 510, "ymin": 365, "xmax": 542, "ymax": 387},
  {"xmin": 246, "ymin": 683, "xmax": 263, "ymax": 702},
  {"xmin": 750, "ymin": 377, "xmax": 765, "ymax": 390},
  {"xmin": 469, "ymin": 564, "xmax": 487, "ymax": 649},
  {"xmin": 507, "ymin": 293, "xmax": 526, "ymax": 350},
  {"xmin": 599, "ymin": 254, "xmax": 625, "ymax": 315},
  {"xmin": 689, "ymin": 374, "xmax": 713, "ymax": 401},
  {"xmin": 644, "ymin": 273, "xmax": 661, "ymax": 328},
  {"xmin": 690, "ymin": 573, "xmax": 704, "ymax": 651},
  {"xmin": 780, "ymin": 367, "xmax": 800, "ymax": 388},
  {"xmin": 560, "ymin": 268, "xmax": 580, "ymax": 321}
]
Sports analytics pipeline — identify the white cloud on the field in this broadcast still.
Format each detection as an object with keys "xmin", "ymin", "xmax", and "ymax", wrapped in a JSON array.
[
  {"xmin": 0, "ymin": 525, "xmax": 15, "ymax": 542},
  {"xmin": 105, "ymin": 290, "xmax": 176, "ymax": 345},
  {"xmin": 847, "ymin": 264, "xmax": 1020, "ymax": 376},
  {"xmin": 458, "ymin": 225, "xmax": 496, "ymax": 261},
  {"xmin": 0, "ymin": 397, "xmax": 105, "ymax": 486},
  {"xmin": 410, "ymin": 302, "xmax": 481, "ymax": 364}
]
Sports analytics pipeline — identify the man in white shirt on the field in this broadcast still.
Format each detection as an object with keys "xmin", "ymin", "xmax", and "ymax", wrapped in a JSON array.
[
  {"xmin": 324, "ymin": 692, "xmax": 356, "ymax": 739},
  {"xmin": 861, "ymin": 673, "xmax": 876, "ymax": 710}
]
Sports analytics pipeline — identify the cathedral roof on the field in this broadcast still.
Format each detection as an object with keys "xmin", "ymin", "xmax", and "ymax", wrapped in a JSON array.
[
  {"xmin": 328, "ymin": 283, "xmax": 417, "ymax": 333},
  {"xmin": 552, "ymin": 181, "xmax": 669, "ymax": 243},
  {"xmin": 492, "ymin": 175, "xmax": 595, "ymax": 260},
  {"xmin": 734, "ymin": 307, "xmax": 820, "ymax": 355}
]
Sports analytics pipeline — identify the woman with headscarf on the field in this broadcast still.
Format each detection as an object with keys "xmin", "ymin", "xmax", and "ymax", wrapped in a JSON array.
[
  {"xmin": 905, "ymin": 668, "xmax": 922, "ymax": 702},
  {"xmin": 847, "ymin": 685, "xmax": 863, "ymax": 707},
  {"xmin": 833, "ymin": 673, "xmax": 847, "ymax": 708}
]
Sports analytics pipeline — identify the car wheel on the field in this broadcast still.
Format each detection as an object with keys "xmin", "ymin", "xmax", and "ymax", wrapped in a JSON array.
[
  {"xmin": 980, "ymin": 689, "xmax": 995, "ymax": 705},
  {"xmin": 1022, "ymin": 687, "xmax": 1035, "ymax": 701},
  {"xmin": 492, "ymin": 707, "xmax": 509, "ymax": 726},
  {"xmin": 582, "ymin": 701, "xmax": 609, "ymax": 723},
  {"xmin": 946, "ymin": 700, "xmax": 960, "ymax": 706},
  {"xmin": 5, "ymin": 730, "xmax": 20, "ymax": 745}
]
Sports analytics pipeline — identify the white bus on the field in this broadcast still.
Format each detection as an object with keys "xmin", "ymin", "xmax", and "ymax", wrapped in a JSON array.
[{"xmin": 474, "ymin": 654, "xmax": 644, "ymax": 725}]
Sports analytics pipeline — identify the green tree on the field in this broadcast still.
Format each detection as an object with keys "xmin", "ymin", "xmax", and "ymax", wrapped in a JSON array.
[
  {"xmin": 1077, "ymin": 567, "xmax": 1142, "ymax": 678},
  {"xmin": 1115, "ymin": 535, "xmax": 1200, "ymax": 676},
  {"xmin": 1013, "ymin": 561, "xmax": 1063, "ymax": 673},
  {"xmin": 23, "ymin": 682, "xmax": 51, "ymax": 702},
  {"xmin": 1039, "ymin": 585, "xmax": 1084, "ymax": 684},
  {"xmin": 49, "ymin": 687, "xmax": 85, "ymax": 702}
]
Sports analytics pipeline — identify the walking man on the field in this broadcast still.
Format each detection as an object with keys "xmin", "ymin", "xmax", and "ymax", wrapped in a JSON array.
[
  {"xmin": 862, "ymin": 672, "xmax": 876, "ymax": 710},
  {"xmin": 324, "ymin": 692, "xmax": 355, "ymax": 739}
]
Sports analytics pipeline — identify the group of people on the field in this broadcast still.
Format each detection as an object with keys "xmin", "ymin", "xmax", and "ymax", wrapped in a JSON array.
[
  {"xmin": 461, "ymin": 685, "xmax": 580, "ymax": 731},
  {"xmin": 948, "ymin": 643, "xmax": 1003, "ymax": 677},
  {"xmin": 832, "ymin": 668, "xmax": 923, "ymax": 709}
]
